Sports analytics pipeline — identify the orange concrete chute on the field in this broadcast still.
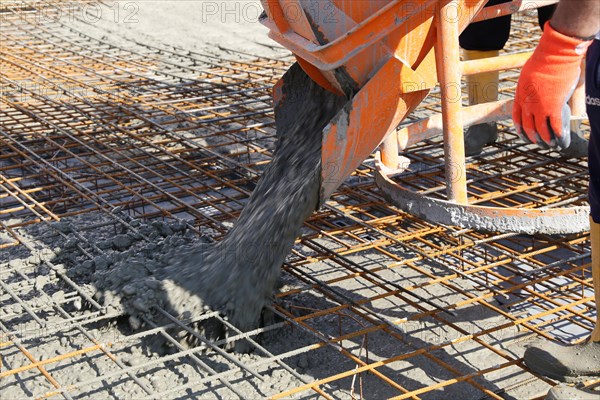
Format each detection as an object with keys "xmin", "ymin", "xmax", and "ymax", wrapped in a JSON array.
[{"xmin": 260, "ymin": 0, "xmax": 488, "ymax": 202}]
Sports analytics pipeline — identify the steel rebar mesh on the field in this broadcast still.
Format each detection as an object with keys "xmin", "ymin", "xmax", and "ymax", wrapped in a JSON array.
[{"xmin": 1, "ymin": 2, "xmax": 598, "ymax": 399}]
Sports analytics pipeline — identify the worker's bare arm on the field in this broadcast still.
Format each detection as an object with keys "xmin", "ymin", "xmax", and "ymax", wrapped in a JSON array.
[{"xmin": 551, "ymin": 0, "xmax": 600, "ymax": 39}]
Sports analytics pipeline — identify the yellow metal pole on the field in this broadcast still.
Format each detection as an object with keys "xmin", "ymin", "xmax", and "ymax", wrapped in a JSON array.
[
  {"xmin": 570, "ymin": 60, "xmax": 587, "ymax": 134},
  {"xmin": 381, "ymin": 131, "xmax": 400, "ymax": 169}
]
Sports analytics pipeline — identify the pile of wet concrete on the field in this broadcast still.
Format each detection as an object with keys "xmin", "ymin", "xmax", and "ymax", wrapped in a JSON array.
[{"xmin": 7, "ymin": 213, "xmax": 214, "ymax": 329}]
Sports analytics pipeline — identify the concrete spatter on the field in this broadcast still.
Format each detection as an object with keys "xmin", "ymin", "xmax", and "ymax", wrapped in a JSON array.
[
  {"xmin": 1, "ymin": 189, "xmax": 552, "ymax": 399},
  {"xmin": 3, "ymin": 64, "xmax": 346, "ymax": 360},
  {"xmin": 63, "ymin": 63, "xmax": 347, "ymax": 349},
  {"xmin": 524, "ymin": 339, "xmax": 600, "ymax": 382},
  {"xmin": 151, "ymin": 63, "xmax": 347, "ymax": 335}
]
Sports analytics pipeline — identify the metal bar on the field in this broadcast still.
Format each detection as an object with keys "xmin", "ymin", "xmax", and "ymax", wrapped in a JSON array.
[{"xmin": 436, "ymin": 0, "xmax": 468, "ymax": 204}]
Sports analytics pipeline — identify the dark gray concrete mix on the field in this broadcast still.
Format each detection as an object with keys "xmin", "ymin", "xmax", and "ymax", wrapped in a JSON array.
[
  {"xmin": 1, "ymin": 60, "xmax": 347, "ymax": 353},
  {"xmin": 0, "ymin": 206, "xmax": 554, "ymax": 399},
  {"xmin": 81, "ymin": 63, "xmax": 347, "ymax": 342},
  {"xmin": 524, "ymin": 339, "xmax": 600, "ymax": 382},
  {"xmin": 153, "ymin": 65, "xmax": 346, "ymax": 334},
  {"xmin": 1, "ymin": 213, "xmax": 322, "ymax": 399}
]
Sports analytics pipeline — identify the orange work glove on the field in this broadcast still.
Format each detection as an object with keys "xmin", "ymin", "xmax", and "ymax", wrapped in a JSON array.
[{"xmin": 513, "ymin": 21, "xmax": 592, "ymax": 149}]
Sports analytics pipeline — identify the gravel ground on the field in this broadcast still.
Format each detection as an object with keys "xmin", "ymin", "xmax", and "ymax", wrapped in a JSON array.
[{"xmin": 1, "ymin": 210, "xmax": 551, "ymax": 399}]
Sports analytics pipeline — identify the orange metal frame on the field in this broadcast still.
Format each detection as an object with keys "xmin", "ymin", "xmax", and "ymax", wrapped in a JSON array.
[
  {"xmin": 262, "ymin": 0, "xmax": 487, "ymax": 200},
  {"xmin": 262, "ymin": 0, "xmax": 588, "ymax": 234},
  {"xmin": 376, "ymin": 0, "xmax": 589, "ymax": 234}
]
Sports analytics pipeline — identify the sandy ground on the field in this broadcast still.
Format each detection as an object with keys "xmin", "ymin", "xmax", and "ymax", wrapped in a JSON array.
[{"xmin": 67, "ymin": 0, "xmax": 285, "ymax": 57}]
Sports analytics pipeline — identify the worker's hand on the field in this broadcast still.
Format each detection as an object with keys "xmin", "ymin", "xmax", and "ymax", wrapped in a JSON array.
[{"xmin": 513, "ymin": 21, "xmax": 592, "ymax": 149}]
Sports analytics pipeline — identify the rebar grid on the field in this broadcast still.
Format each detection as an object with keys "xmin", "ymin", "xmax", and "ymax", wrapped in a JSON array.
[{"xmin": 1, "ymin": 2, "xmax": 598, "ymax": 399}]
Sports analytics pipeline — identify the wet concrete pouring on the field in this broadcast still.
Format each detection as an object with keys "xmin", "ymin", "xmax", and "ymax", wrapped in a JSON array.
[
  {"xmin": 1, "ymin": 212, "xmax": 322, "ymax": 398},
  {"xmin": 1, "ymin": 61, "xmax": 353, "ymax": 398}
]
